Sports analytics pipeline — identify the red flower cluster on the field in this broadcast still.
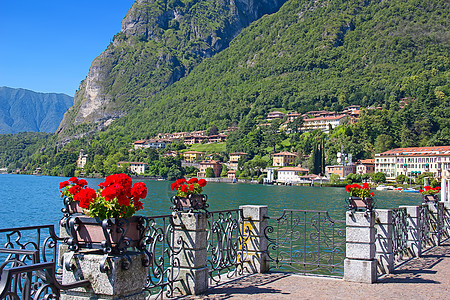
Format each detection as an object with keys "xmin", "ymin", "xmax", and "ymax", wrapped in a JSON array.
[
  {"xmin": 59, "ymin": 176, "xmax": 90, "ymax": 201},
  {"xmin": 99, "ymin": 174, "xmax": 146, "ymax": 209},
  {"xmin": 74, "ymin": 187, "xmax": 97, "ymax": 209},
  {"xmin": 419, "ymin": 186, "xmax": 441, "ymax": 195},
  {"xmin": 171, "ymin": 178, "xmax": 207, "ymax": 197},
  {"xmin": 345, "ymin": 183, "xmax": 374, "ymax": 198}
]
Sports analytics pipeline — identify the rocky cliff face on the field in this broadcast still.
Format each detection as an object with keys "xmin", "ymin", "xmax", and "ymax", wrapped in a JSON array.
[
  {"xmin": 0, "ymin": 87, "xmax": 73, "ymax": 134},
  {"xmin": 57, "ymin": 0, "xmax": 288, "ymax": 141}
]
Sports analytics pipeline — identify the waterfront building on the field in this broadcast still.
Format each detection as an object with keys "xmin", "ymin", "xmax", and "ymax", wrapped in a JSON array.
[
  {"xmin": 272, "ymin": 151, "xmax": 297, "ymax": 167},
  {"xmin": 197, "ymin": 160, "xmax": 223, "ymax": 178},
  {"xmin": 277, "ymin": 167, "xmax": 309, "ymax": 183},
  {"xmin": 183, "ymin": 151, "xmax": 205, "ymax": 162},
  {"xmin": 118, "ymin": 162, "xmax": 147, "ymax": 174},
  {"xmin": 77, "ymin": 150, "xmax": 88, "ymax": 169},
  {"xmin": 325, "ymin": 164, "xmax": 356, "ymax": 179},
  {"xmin": 375, "ymin": 146, "xmax": 450, "ymax": 180},
  {"xmin": 228, "ymin": 152, "xmax": 247, "ymax": 170},
  {"xmin": 301, "ymin": 115, "xmax": 348, "ymax": 133},
  {"xmin": 356, "ymin": 159, "xmax": 375, "ymax": 174}
]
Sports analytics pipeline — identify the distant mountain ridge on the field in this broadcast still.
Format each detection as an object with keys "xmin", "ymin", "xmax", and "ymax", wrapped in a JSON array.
[{"xmin": 0, "ymin": 87, "xmax": 73, "ymax": 134}]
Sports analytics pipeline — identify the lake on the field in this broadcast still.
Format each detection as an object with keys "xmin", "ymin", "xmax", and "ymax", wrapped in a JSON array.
[{"xmin": 0, "ymin": 174, "xmax": 423, "ymax": 230}]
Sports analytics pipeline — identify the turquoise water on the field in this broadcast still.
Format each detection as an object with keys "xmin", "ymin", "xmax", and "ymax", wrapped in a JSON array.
[{"xmin": 0, "ymin": 174, "xmax": 423, "ymax": 230}]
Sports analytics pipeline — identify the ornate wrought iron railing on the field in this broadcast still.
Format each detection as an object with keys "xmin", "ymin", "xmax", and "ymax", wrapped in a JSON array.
[
  {"xmin": 206, "ymin": 209, "xmax": 247, "ymax": 285},
  {"xmin": 0, "ymin": 225, "xmax": 89, "ymax": 299},
  {"xmin": 265, "ymin": 210, "xmax": 345, "ymax": 277},
  {"xmin": 0, "ymin": 225, "xmax": 59, "ymax": 268},
  {"xmin": 419, "ymin": 205, "xmax": 431, "ymax": 249},
  {"xmin": 392, "ymin": 208, "xmax": 408, "ymax": 261},
  {"xmin": 142, "ymin": 214, "xmax": 180, "ymax": 299}
]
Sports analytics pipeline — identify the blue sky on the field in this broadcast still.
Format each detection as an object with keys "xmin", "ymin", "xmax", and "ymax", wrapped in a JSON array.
[{"xmin": 0, "ymin": 1, "xmax": 135, "ymax": 96}]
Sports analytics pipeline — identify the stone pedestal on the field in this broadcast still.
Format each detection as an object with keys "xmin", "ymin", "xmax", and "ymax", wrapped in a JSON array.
[
  {"xmin": 172, "ymin": 212, "xmax": 208, "ymax": 295},
  {"xmin": 61, "ymin": 251, "xmax": 146, "ymax": 300},
  {"xmin": 344, "ymin": 211, "xmax": 377, "ymax": 283},
  {"xmin": 374, "ymin": 209, "xmax": 394, "ymax": 274},
  {"xmin": 239, "ymin": 205, "xmax": 269, "ymax": 273},
  {"xmin": 400, "ymin": 205, "xmax": 422, "ymax": 257}
]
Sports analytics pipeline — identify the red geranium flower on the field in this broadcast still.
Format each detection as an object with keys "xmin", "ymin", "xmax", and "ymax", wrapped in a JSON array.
[
  {"xmin": 131, "ymin": 182, "xmax": 147, "ymax": 199},
  {"xmin": 59, "ymin": 181, "xmax": 70, "ymax": 189},
  {"xmin": 78, "ymin": 179, "xmax": 88, "ymax": 187},
  {"xmin": 69, "ymin": 177, "xmax": 79, "ymax": 184},
  {"xmin": 198, "ymin": 179, "xmax": 207, "ymax": 187},
  {"xmin": 69, "ymin": 185, "xmax": 82, "ymax": 196},
  {"xmin": 188, "ymin": 178, "xmax": 198, "ymax": 184}
]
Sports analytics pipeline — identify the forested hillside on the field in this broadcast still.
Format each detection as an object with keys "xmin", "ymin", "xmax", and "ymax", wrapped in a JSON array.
[
  {"xmin": 116, "ymin": 0, "xmax": 449, "ymax": 137},
  {"xmin": 57, "ymin": 0, "xmax": 288, "ymax": 141}
]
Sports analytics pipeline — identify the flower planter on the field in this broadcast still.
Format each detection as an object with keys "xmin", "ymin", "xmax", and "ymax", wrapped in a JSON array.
[
  {"xmin": 64, "ymin": 215, "xmax": 146, "ymax": 254},
  {"xmin": 171, "ymin": 194, "xmax": 208, "ymax": 212},
  {"xmin": 347, "ymin": 196, "xmax": 374, "ymax": 211},
  {"xmin": 423, "ymin": 194, "xmax": 438, "ymax": 203},
  {"xmin": 62, "ymin": 197, "xmax": 84, "ymax": 215}
]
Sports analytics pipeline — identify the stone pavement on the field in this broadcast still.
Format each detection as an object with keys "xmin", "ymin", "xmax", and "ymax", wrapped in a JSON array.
[{"xmin": 176, "ymin": 239, "xmax": 450, "ymax": 300}]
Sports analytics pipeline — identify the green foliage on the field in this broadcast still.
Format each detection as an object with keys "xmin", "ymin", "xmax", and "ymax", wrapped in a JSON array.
[
  {"xmin": 371, "ymin": 172, "xmax": 387, "ymax": 184},
  {"xmin": 205, "ymin": 167, "xmax": 215, "ymax": 178},
  {"xmin": 329, "ymin": 174, "xmax": 341, "ymax": 185}
]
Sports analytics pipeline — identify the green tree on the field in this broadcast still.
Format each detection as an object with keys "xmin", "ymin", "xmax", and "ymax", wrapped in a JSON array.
[
  {"xmin": 205, "ymin": 167, "xmax": 215, "ymax": 178},
  {"xmin": 329, "ymin": 174, "xmax": 341, "ymax": 185},
  {"xmin": 371, "ymin": 172, "xmax": 386, "ymax": 184}
]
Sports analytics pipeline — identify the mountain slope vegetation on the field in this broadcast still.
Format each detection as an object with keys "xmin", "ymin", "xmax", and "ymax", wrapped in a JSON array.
[{"xmin": 115, "ymin": 0, "xmax": 449, "ymax": 137}]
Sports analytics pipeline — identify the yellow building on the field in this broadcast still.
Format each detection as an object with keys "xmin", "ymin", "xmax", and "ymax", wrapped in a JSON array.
[
  {"xmin": 183, "ymin": 151, "xmax": 205, "ymax": 162},
  {"xmin": 273, "ymin": 151, "xmax": 297, "ymax": 167}
]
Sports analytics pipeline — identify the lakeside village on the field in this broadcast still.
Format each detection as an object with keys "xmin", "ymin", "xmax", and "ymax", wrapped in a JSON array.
[{"xmin": 5, "ymin": 105, "xmax": 450, "ymax": 189}]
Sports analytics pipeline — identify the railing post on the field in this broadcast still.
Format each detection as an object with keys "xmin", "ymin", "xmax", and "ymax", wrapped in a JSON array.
[
  {"xmin": 239, "ymin": 205, "xmax": 269, "ymax": 273},
  {"xmin": 427, "ymin": 202, "xmax": 444, "ymax": 246},
  {"xmin": 400, "ymin": 205, "xmax": 423, "ymax": 257},
  {"xmin": 172, "ymin": 212, "xmax": 208, "ymax": 295},
  {"xmin": 344, "ymin": 211, "xmax": 377, "ymax": 283},
  {"xmin": 374, "ymin": 209, "xmax": 394, "ymax": 274},
  {"xmin": 61, "ymin": 252, "xmax": 147, "ymax": 299}
]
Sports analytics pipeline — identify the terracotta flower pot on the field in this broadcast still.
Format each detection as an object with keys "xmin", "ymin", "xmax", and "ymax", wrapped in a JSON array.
[
  {"xmin": 347, "ymin": 196, "xmax": 374, "ymax": 211},
  {"xmin": 64, "ymin": 215, "xmax": 146, "ymax": 253},
  {"xmin": 171, "ymin": 194, "xmax": 208, "ymax": 211},
  {"xmin": 62, "ymin": 197, "xmax": 84, "ymax": 215},
  {"xmin": 423, "ymin": 194, "xmax": 438, "ymax": 203}
]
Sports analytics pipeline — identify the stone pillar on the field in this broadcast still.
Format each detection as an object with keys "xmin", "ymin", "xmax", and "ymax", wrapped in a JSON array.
[
  {"xmin": 374, "ymin": 209, "xmax": 394, "ymax": 274},
  {"xmin": 344, "ymin": 211, "xmax": 377, "ymax": 283},
  {"xmin": 172, "ymin": 212, "xmax": 208, "ymax": 295},
  {"xmin": 239, "ymin": 205, "xmax": 269, "ymax": 273},
  {"xmin": 400, "ymin": 205, "xmax": 422, "ymax": 257},
  {"xmin": 61, "ymin": 251, "xmax": 146, "ymax": 300},
  {"xmin": 428, "ymin": 202, "xmax": 444, "ymax": 246}
]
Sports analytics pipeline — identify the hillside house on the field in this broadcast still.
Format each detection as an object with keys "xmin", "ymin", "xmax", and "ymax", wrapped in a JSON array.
[
  {"xmin": 197, "ymin": 160, "xmax": 222, "ymax": 178},
  {"xmin": 183, "ymin": 151, "xmax": 205, "ymax": 162},
  {"xmin": 273, "ymin": 151, "xmax": 297, "ymax": 167},
  {"xmin": 228, "ymin": 152, "xmax": 247, "ymax": 170},
  {"xmin": 267, "ymin": 111, "xmax": 285, "ymax": 121},
  {"xmin": 118, "ymin": 162, "xmax": 148, "ymax": 175},
  {"xmin": 301, "ymin": 115, "xmax": 348, "ymax": 133}
]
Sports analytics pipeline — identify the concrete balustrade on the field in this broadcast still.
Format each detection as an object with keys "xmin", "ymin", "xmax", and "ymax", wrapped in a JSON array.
[
  {"xmin": 61, "ymin": 252, "xmax": 146, "ymax": 300},
  {"xmin": 172, "ymin": 212, "xmax": 209, "ymax": 295},
  {"xmin": 344, "ymin": 211, "xmax": 377, "ymax": 283},
  {"xmin": 239, "ymin": 205, "xmax": 269, "ymax": 274}
]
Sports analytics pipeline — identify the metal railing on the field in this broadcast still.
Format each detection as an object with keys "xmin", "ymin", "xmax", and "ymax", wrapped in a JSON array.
[
  {"xmin": 206, "ymin": 209, "xmax": 246, "ymax": 285},
  {"xmin": 265, "ymin": 210, "xmax": 346, "ymax": 277},
  {"xmin": 142, "ymin": 214, "xmax": 180, "ymax": 299},
  {"xmin": 392, "ymin": 208, "xmax": 408, "ymax": 261},
  {"xmin": 419, "ymin": 204, "xmax": 431, "ymax": 249},
  {"xmin": 0, "ymin": 225, "xmax": 89, "ymax": 299}
]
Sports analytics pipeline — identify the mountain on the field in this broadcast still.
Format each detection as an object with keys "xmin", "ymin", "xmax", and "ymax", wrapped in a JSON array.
[
  {"xmin": 57, "ymin": 0, "xmax": 288, "ymax": 141},
  {"xmin": 111, "ymin": 0, "xmax": 449, "ymax": 136},
  {"xmin": 0, "ymin": 87, "xmax": 73, "ymax": 134}
]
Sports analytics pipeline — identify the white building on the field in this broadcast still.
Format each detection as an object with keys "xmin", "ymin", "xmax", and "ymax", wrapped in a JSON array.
[
  {"xmin": 301, "ymin": 115, "xmax": 348, "ymax": 133},
  {"xmin": 77, "ymin": 151, "xmax": 88, "ymax": 169},
  {"xmin": 133, "ymin": 139, "xmax": 169, "ymax": 150},
  {"xmin": 375, "ymin": 146, "xmax": 450, "ymax": 181},
  {"xmin": 277, "ymin": 167, "xmax": 309, "ymax": 183},
  {"xmin": 118, "ymin": 162, "xmax": 148, "ymax": 175}
]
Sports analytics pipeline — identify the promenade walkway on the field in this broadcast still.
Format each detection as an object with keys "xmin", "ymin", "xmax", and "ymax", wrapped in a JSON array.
[{"xmin": 180, "ymin": 239, "xmax": 450, "ymax": 300}]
